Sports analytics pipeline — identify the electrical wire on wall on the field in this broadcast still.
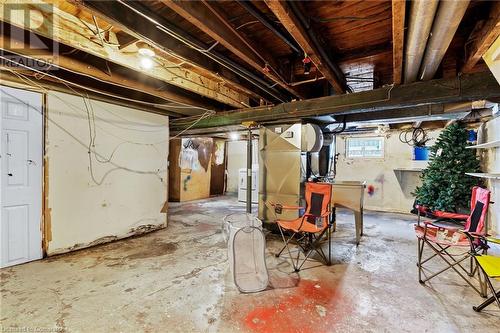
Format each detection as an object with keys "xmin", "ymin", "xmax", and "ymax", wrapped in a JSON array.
[
  {"xmin": 8, "ymin": 68, "xmax": 171, "ymax": 145},
  {"xmin": 0, "ymin": 64, "xmax": 195, "ymax": 186},
  {"xmin": 0, "ymin": 56, "xmax": 217, "ymax": 186},
  {"xmin": 1, "ymin": 86, "xmax": 169, "ymax": 186}
]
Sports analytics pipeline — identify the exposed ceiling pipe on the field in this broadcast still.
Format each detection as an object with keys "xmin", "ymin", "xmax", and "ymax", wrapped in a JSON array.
[
  {"xmin": 287, "ymin": 1, "xmax": 350, "ymax": 92},
  {"xmin": 290, "ymin": 76, "xmax": 325, "ymax": 86},
  {"xmin": 404, "ymin": 0, "xmax": 439, "ymax": 83},
  {"xmin": 236, "ymin": 0, "xmax": 301, "ymax": 54},
  {"xmin": 106, "ymin": 0, "xmax": 291, "ymax": 103},
  {"xmin": 419, "ymin": 0, "xmax": 470, "ymax": 81}
]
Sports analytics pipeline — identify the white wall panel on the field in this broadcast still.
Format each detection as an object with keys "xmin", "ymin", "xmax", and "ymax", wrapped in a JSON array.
[{"xmin": 46, "ymin": 91, "xmax": 168, "ymax": 254}]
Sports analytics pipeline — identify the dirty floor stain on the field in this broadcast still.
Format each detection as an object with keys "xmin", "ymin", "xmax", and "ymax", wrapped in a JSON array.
[
  {"xmin": 244, "ymin": 279, "xmax": 349, "ymax": 333},
  {"xmin": 0, "ymin": 196, "xmax": 498, "ymax": 332}
]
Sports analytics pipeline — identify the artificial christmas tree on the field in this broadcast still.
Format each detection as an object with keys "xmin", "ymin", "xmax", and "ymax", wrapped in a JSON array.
[{"xmin": 414, "ymin": 122, "xmax": 482, "ymax": 212}]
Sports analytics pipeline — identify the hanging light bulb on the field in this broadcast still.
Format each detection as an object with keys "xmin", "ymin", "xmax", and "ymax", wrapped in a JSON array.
[
  {"xmin": 137, "ymin": 42, "xmax": 155, "ymax": 70},
  {"xmin": 137, "ymin": 42, "xmax": 155, "ymax": 57},
  {"xmin": 139, "ymin": 56, "xmax": 154, "ymax": 70},
  {"xmin": 229, "ymin": 132, "xmax": 239, "ymax": 141}
]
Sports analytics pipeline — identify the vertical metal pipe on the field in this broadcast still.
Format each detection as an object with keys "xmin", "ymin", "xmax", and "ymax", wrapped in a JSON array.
[{"xmin": 246, "ymin": 128, "xmax": 252, "ymax": 213}]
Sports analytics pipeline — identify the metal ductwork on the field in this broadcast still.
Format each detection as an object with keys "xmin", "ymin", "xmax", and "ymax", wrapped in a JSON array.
[
  {"xmin": 419, "ymin": 0, "xmax": 470, "ymax": 81},
  {"xmin": 404, "ymin": 0, "xmax": 439, "ymax": 83}
]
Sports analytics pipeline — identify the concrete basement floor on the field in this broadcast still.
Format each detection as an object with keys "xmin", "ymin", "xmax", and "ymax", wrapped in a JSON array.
[{"xmin": 1, "ymin": 196, "xmax": 499, "ymax": 333}]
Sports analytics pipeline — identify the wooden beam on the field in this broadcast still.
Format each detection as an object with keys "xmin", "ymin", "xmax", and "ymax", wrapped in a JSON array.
[
  {"xmin": 462, "ymin": 1, "xmax": 500, "ymax": 73},
  {"xmin": 337, "ymin": 42, "xmax": 392, "ymax": 63},
  {"xmin": 170, "ymin": 71, "xmax": 500, "ymax": 131},
  {"xmin": 0, "ymin": 0, "xmax": 249, "ymax": 108},
  {"xmin": 0, "ymin": 70, "xmax": 184, "ymax": 117},
  {"xmin": 160, "ymin": 0, "xmax": 304, "ymax": 99},
  {"xmin": 0, "ymin": 34, "xmax": 215, "ymax": 114},
  {"xmin": 265, "ymin": 0, "xmax": 347, "ymax": 94},
  {"xmin": 392, "ymin": 0, "xmax": 406, "ymax": 84},
  {"xmin": 170, "ymin": 105, "xmax": 450, "ymax": 136},
  {"xmin": 78, "ymin": 0, "xmax": 271, "ymax": 103}
]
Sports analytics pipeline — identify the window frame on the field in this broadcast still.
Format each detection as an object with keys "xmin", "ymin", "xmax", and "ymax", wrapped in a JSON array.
[{"xmin": 345, "ymin": 136, "xmax": 385, "ymax": 159}]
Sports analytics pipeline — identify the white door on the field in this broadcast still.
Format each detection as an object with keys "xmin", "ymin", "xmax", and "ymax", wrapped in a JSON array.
[{"xmin": 0, "ymin": 85, "xmax": 43, "ymax": 268}]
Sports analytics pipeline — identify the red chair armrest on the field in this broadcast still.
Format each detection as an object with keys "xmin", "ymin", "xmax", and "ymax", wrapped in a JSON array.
[
  {"xmin": 461, "ymin": 230, "xmax": 488, "ymax": 238},
  {"xmin": 433, "ymin": 210, "xmax": 469, "ymax": 220}
]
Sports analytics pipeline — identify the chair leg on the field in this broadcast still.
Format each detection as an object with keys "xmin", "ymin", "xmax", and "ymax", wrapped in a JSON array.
[
  {"xmin": 293, "ymin": 229, "xmax": 331, "ymax": 272},
  {"xmin": 278, "ymin": 225, "xmax": 299, "ymax": 271},
  {"xmin": 473, "ymin": 291, "xmax": 500, "ymax": 312},
  {"xmin": 420, "ymin": 240, "xmax": 476, "ymax": 277},
  {"xmin": 478, "ymin": 268, "xmax": 488, "ymax": 298},
  {"xmin": 473, "ymin": 268, "xmax": 500, "ymax": 311},
  {"xmin": 469, "ymin": 256, "xmax": 474, "ymax": 277},
  {"xmin": 417, "ymin": 237, "xmax": 425, "ymax": 283},
  {"xmin": 435, "ymin": 243, "xmax": 473, "ymax": 278},
  {"xmin": 423, "ymin": 240, "xmax": 483, "ymax": 295},
  {"xmin": 297, "ymin": 248, "xmax": 315, "ymax": 271},
  {"xmin": 328, "ymin": 223, "xmax": 332, "ymax": 266},
  {"xmin": 275, "ymin": 243, "xmax": 287, "ymax": 258}
]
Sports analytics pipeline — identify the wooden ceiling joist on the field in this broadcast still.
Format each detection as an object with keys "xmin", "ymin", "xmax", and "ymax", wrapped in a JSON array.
[
  {"xmin": 0, "ymin": 0, "xmax": 249, "ymax": 108},
  {"xmin": 392, "ymin": 0, "xmax": 406, "ymax": 85},
  {"xmin": 160, "ymin": 0, "xmax": 304, "ymax": 99},
  {"xmin": 0, "ymin": 35, "xmax": 214, "ymax": 114},
  {"xmin": 462, "ymin": 1, "xmax": 500, "ymax": 73},
  {"xmin": 79, "ymin": 0, "xmax": 271, "ymax": 104},
  {"xmin": 265, "ymin": 0, "xmax": 347, "ymax": 94},
  {"xmin": 170, "ymin": 71, "xmax": 500, "ymax": 131}
]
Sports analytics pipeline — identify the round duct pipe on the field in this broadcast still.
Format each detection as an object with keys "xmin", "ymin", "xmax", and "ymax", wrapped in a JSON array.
[
  {"xmin": 419, "ymin": 1, "xmax": 470, "ymax": 81},
  {"xmin": 301, "ymin": 123, "xmax": 324, "ymax": 152},
  {"xmin": 404, "ymin": 0, "xmax": 439, "ymax": 83}
]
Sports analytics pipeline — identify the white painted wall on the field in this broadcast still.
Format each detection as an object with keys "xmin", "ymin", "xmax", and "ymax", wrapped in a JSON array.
[
  {"xmin": 226, "ymin": 139, "xmax": 258, "ymax": 193},
  {"xmin": 46, "ymin": 91, "xmax": 168, "ymax": 254},
  {"xmin": 335, "ymin": 129, "xmax": 441, "ymax": 213},
  {"xmin": 482, "ymin": 116, "xmax": 500, "ymax": 235}
]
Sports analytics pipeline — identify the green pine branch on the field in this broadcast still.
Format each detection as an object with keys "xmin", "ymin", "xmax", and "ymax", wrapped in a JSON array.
[{"xmin": 414, "ymin": 122, "xmax": 482, "ymax": 212}]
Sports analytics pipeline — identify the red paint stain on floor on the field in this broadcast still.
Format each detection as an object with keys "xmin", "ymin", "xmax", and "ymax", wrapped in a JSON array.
[{"xmin": 244, "ymin": 279, "xmax": 350, "ymax": 333}]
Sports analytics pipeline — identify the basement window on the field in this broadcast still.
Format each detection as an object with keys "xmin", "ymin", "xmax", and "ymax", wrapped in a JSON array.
[
  {"xmin": 346, "ymin": 137, "xmax": 384, "ymax": 158},
  {"xmin": 342, "ymin": 63, "xmax": 374, "ymax": 92}
]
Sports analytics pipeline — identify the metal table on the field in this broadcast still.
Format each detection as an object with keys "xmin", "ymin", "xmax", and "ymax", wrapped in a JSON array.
[{"xmin": 325, "ymin": 180, "xmax": 366, "ymax": 245}]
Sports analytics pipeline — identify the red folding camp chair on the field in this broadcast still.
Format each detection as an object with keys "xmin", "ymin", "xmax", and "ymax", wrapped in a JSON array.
[
  {"xmin": 415, "ymin": 186, "xmax": 491, "ymax": 296},
  {"xmin": 268, "ymin": 182, "xmax": 333, "ymax": 272}
]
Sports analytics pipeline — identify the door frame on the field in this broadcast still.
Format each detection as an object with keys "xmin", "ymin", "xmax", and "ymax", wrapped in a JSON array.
[{"xmin": 0, "ymin": 82, "xmax": 46, "ymax": 264}]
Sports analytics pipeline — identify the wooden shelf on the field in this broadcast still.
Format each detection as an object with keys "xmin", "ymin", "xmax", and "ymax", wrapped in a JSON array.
[
  {"xmin": 465, "ymin": 172, "xmax": 500, "ymax": 179},
  {"xmin": 466, "ymin": 140, "xmax": 500, "ymax": 149}
]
